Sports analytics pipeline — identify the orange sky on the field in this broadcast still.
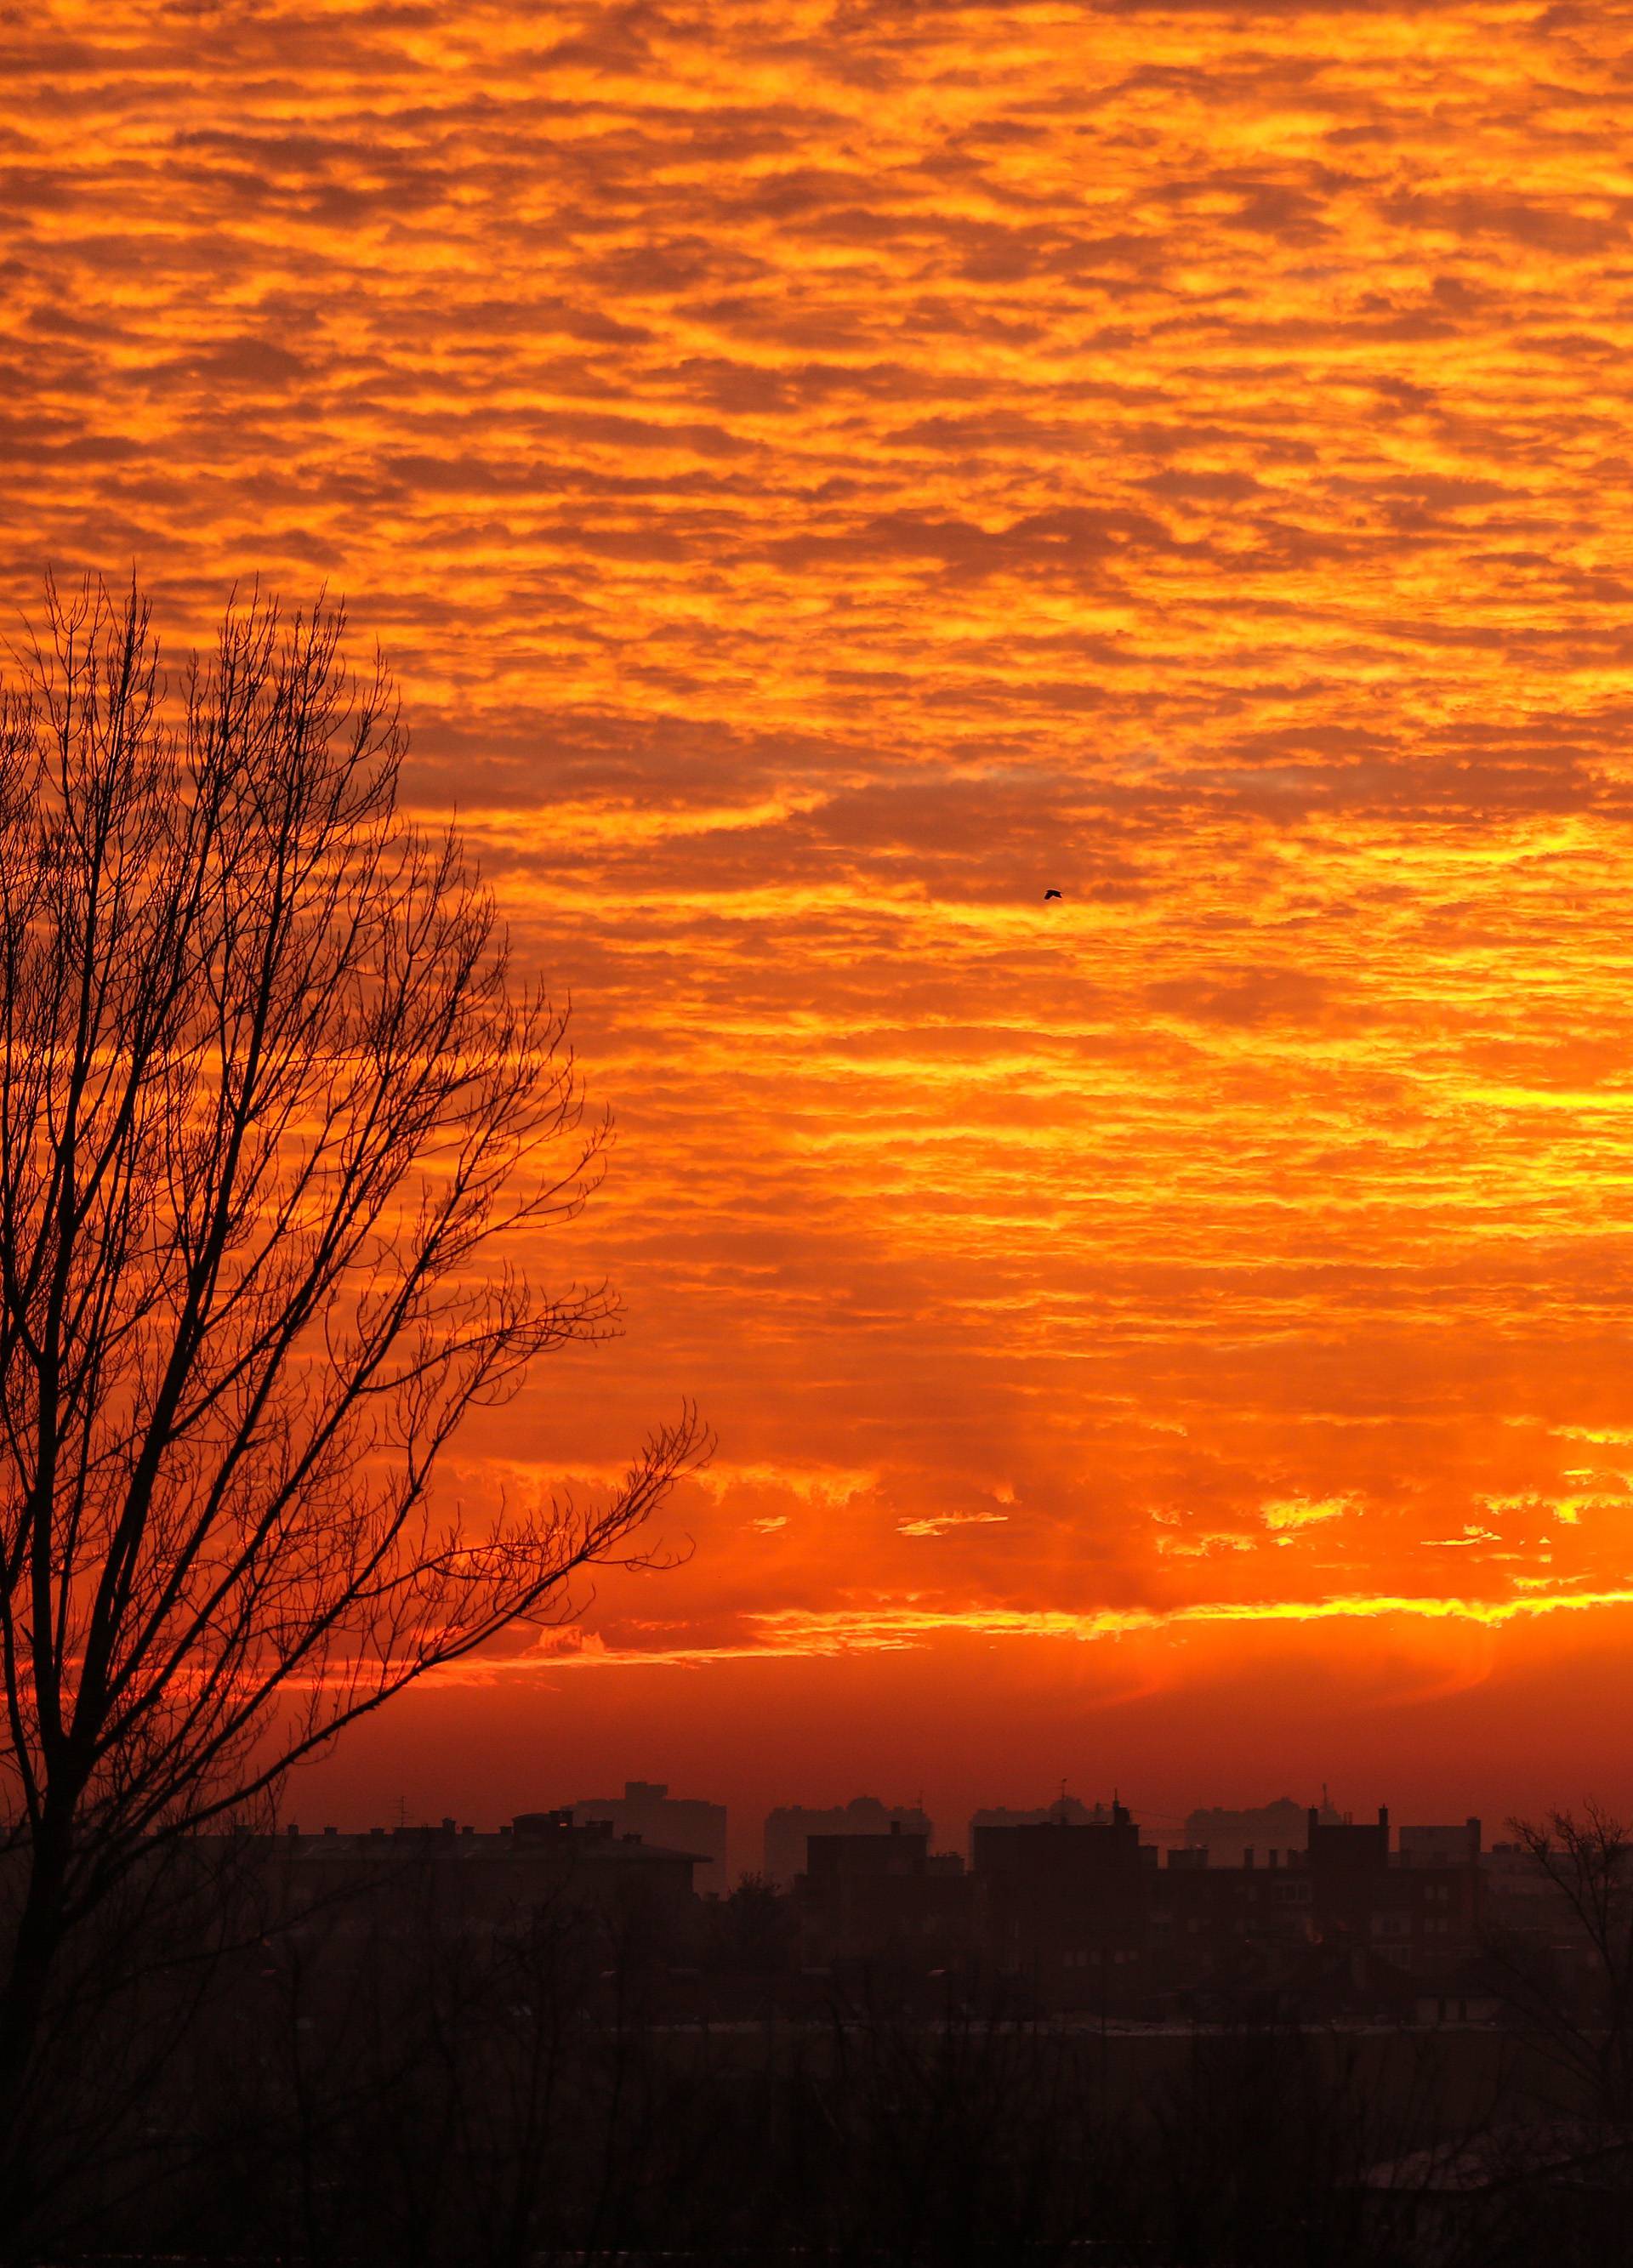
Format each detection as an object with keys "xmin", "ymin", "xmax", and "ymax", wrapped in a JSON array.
[{"xmin": 10, "ymin": 0, "xmax": 1633, "ymax": 1858}]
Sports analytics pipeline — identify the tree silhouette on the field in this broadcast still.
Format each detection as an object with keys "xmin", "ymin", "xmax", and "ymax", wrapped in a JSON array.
[
  {"xmin": 0, "ymin": 574, "xmax": 703, "ymax": 2173},
  {"xmin": 1494, "ymin": 1806, "xmax": 1633, "ymax": 2124}
]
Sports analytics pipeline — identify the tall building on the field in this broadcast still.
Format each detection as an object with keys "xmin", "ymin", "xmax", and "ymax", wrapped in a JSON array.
[
  {"xmin": 573, "ymin": 1782, "xmax": 728, "ymax": 1896},
  {"xmin": 967, "ymin": 1794, "xmax": 1112, "ymax": 1853},
  {"xmin": 1397, "ymin": 1819, "xmax": 1482, "ymax": 1867},
  {"xmin": 762, "ymin": 1797, "xmax": 933, "ymax": 1888},
  {"xmin": 798, "ymin": 1824, "xmax": 970, "ymax": 1964},
  {"xmin": 1183, "ymin": 1793, "xmax": 1340, "ymax": 1867},
  {"xmin": 973, "ymin": 1801, "xmax": 1147, "ymax": 2004}
]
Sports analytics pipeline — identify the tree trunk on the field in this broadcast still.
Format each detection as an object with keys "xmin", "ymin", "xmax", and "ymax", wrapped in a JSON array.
[{"xmin": 0, "ymin": 1815, "xmax": 74, "ymax": 2241}]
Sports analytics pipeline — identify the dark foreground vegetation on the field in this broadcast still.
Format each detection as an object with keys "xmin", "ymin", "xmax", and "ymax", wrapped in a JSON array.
[{"xmin": 9, "ymin": 1849, "xmax": 1633, "ymax": 2268}]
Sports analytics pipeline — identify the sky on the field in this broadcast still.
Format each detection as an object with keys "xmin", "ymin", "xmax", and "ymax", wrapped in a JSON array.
[{"xmin": 9, "ymin": 0, "xmax": 1633, "ymax": 1864}]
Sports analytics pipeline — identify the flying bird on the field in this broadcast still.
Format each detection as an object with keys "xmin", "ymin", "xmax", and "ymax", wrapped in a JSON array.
[{"xmin": 1044, "ymin": 888, "xmax": 1062, "ymax": 901}]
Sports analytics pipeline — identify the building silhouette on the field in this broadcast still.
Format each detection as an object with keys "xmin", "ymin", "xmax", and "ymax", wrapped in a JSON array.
[
  {"xmin": 972, "ymin": 1800, "xmax": 1149, "ymax": 2004},
  {"xmin": 227, "ymin": 1810, "xmax": 710, "ymax": 1937},
  {"xmin": 762, "ymin": 1796, "xmax": 933, "ymax": 1888},
  {"xmin": 788, "ymin": 1794, "xmax": 1490, "ymax": 2018},
  {"xmin": 1183, "ymin": 1793, "xmax": 1340, "ymax": 1867},
  {"xmin": 1398, "ymin": 1819, "xmax": 1482, "ymax": 1867},
  {"xmin": 573, "ymin": 1780, "xmax": 728, "ymax": 1896},
  {"xmin": 196, "ymin": 1789, "xmax": 1522, "ymax": 2026},
  {"xmin": 798, "ymin": 1822, "xmax": 967, "ymax": 1964},
  {"xmin": 967, "ymin": 1794, "xmax": 1114, "ymax": 1853}
]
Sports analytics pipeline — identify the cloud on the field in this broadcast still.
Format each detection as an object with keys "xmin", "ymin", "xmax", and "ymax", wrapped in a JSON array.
[
  {"xmin": 896, "ymin": 1511, "xmax": 1010, "ymax": 1538},
  {"xmin": 1261, "ymin": 1497, "xmax": 1354, "ymax": 1534},
  {"xmin": 12, "ymin": 0, "xmax": 1633, "ymax": 1777}
]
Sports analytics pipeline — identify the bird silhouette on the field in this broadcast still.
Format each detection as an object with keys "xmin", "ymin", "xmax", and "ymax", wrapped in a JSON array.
[{"xmin": 1044, "ymin": 888, "xmax": 1062, "ymax": 901}]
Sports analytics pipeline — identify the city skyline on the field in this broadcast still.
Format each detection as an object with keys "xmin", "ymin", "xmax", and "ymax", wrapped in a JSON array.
[{"xmin": 290, "ymin": 1766, "xmax": 1511, "ymax": 1885}]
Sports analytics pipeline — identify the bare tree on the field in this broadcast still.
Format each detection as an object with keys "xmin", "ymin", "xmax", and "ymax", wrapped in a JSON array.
[
  {"xmin": 0, "ymin": 574, "xmax": 704, "ymax": 2163},
  {"xmin": 1491, "ymin": 1807, "xmax": 1633, "ymax": 2124}
]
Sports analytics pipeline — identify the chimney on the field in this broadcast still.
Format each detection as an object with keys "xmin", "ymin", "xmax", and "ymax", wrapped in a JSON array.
[
  {"xmin": 890, "ymin": 1818, "xmax": 901, "ymax": 1836},
  {"xmin": 1244, "ymin": 1847, "xmax": 1255, "ymax": 1869},
  {"xmin": 1269, "ymin": 1849, "xmax": 1280, "ymax": 1869}
]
